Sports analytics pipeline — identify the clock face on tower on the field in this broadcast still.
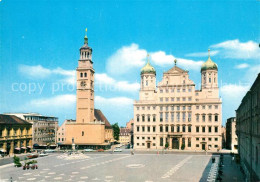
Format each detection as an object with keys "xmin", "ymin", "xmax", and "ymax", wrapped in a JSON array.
[{"xmin": 80, "ymin": 81, "xmax": 86, "ymax": 87}]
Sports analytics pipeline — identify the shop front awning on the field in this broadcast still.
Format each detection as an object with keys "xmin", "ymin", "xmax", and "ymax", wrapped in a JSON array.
[
  {"xmin": 21, "ymin": 147, "xmax": 27, "ymax": 149},
  {"xmin": 27, "ymin": 146, "xmax": 32, "ymax": 148},
  {"xmin": 15, "ymin": 148, "xmax": 20, "ymax": 150}
]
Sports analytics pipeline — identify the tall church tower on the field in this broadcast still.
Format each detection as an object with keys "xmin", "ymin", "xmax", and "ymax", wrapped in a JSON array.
[{"xmin": 76, "ymin": 29, "xmax": 95, "ymax": 123}]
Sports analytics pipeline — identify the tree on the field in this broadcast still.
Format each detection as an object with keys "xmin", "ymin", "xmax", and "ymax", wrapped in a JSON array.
[{"xmin": 112, "ymin": 123, "xmax": 120, "ymax": 141}]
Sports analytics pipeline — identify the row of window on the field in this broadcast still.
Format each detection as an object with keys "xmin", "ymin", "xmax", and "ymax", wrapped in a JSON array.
[
  {"xmin": 136, "ymin": 125, "xmax": 219, "ymax": 133},
  {"xmin": 159, "ymin": 88, "xmax": 192, "ymax": 93},
  {"xmin": 160, "ymin": 97, "xmax": 192, "ymax": 102},
  {"xmin": 136, "ymin": 136, "xmax": 219, "ymax": 142},
  {"xmin": 136, "ymin": 105, "xmax": 219, "ymax": 111},
  {"xmin": 25, "ymin": 116, "xmax": 58, "ymax": 122},
  {"xmin": 58, "ymin": 138, "xmax": 65, "ymax": 141},
  {"xmin": 136, "ymin": 113, "xmax": 218, "ymax": 123},
  {"xmin": 35, "ymin": 137, "xmax": 54, "ymax": 141},
  {"xmin": 0, "ymin": 129, "xmax": 29, "ymax": 137},
  {"xmin": 80, "ymin": 72, "xmax": 87, "ymax": 78}
]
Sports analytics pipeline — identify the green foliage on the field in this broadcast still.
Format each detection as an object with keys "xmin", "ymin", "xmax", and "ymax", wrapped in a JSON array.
[
  {"xmin": 181, "ymin": 143, "xmax": 185, "ymax": 150},
  {"xmin": 26, "ymin": 160, "xmax": 37, "ymax": 165},
  {"xmin": 112, "ymin": 123, "xmax": 120, "ymax": 141},
  {"xmin": 13, "ymin": 155, "xmax": 22, "ymax": 167}
]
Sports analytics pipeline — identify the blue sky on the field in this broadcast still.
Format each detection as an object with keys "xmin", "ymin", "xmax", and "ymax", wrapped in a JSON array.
[{"xmin": 0, "ymin": 0, "xmax": 259, "ymax": 127}]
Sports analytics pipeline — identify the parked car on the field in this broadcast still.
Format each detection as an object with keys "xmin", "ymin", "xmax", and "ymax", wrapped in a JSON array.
[
  {"xmin": 44, "ymin": 149, "xmax": 55, "ymax": 153},
  {"xmin": 39, "ymin": 153, "xmax": 48, "ymax": 157},
  {"xmin": 114, "ymin": 148, "xmax": 122, "ymax": 152},
  {"xmin": 97, "ymin": 149, "xmax": 104, "ymax": 152},
  {"xmin": 84, "ymin": 149, "xmax": 94, "ymax": 152},
  {"xmin": 27, "ymin": 154, "xmax": 39, "ymax": 159}
]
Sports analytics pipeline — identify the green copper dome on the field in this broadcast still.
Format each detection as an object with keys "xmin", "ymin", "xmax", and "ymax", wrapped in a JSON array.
[
  {"xmin": 141, "ymin": 55, "xmax": 156, "ymax": 75},
  {"xmin": 201, "ymin": 49, "xmax": 218, "ymax": 72}
]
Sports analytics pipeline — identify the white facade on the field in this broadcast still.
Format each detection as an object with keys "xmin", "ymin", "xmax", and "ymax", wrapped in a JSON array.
[{"xmin": 134, "ymin": 55, "xmax": 222, "ymax": 151}]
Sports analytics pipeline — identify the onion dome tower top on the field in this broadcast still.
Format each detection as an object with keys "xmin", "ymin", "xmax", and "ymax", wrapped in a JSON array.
[
  {"xmin": 201, "ymin": 49, "xmax": 218, "ymax": 72},
  {"xmin": 141, "ymin": 54, "xmax": 156, "ymax": 75}
]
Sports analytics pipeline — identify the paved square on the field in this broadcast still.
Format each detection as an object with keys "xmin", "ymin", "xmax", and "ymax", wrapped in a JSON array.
[{"xmin": 0, "ymin": 153, "xmax": 213, "ymax": 182}]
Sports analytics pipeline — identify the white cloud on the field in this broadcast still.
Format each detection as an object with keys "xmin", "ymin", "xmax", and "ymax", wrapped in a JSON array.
[
  {"xmin": 95, "ymin": 96, "xmax": 133, "ymax": 106},
  {"xmin": 19, "ymin": 65, "xmax": 76, "ymax": 84},
  {"xmin": 185, "ymin": 50, "xmax": 219, "ymax": 57},
  {"xmin": 19, "ymin": 65, "xmax": 52, "ymax": 79},
  {"xmin": 106, "ymin": 44, "xmax": 204, "ymax": 75},
  {"xmin": 220, "ymin": 84, "xmax": 249, "ymax": 99},
  {"xmin": 150, "ymin": 51, "xmax": 204, "ymax": 71},
  {"xmin": 211, "ymin": 39, "xmax": 260, "ymax": 59},
  {"xmin": 28, "ymin": 94, "xmax": 76, "ymax": 108},
  {"xmin": 95, "ymin": 73, "xmax": 140, "ymax": 92},
  {"xmin": 235, "ymin": 63, "xmax": 250, "ymax": 69},
  {"xmin": 106, "ymin": 43, "xmax": 147, "ymax": 75}
]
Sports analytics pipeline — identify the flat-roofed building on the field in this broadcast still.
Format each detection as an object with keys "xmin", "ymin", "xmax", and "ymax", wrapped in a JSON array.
[{"xmin": 6, "ymin": 113, "xmax": 58, "ymax": 148}]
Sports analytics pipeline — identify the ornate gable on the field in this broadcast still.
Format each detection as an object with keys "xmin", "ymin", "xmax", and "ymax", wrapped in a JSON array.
[{"xmin": 165, "ymin": 65, "xmax": 188, "ymax": 75}]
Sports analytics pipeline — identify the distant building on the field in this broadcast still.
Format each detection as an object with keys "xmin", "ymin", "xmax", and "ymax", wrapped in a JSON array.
[
  {"xmin": 126, "ymin": 119, "xmax": 134, "ymax": 146},
  {"xmin": 6, "ymin": 113, "xmax": 58, "ymax": 148},
  {"xmin": 221, "ymin": 125, "xmax": 226, "ymax": 149},
  {"xmin": 225, "ymin": 117, "xmax": 238, "ymax": 153},
  {"xmin": 236, "ymin": 73, "xmax": 260, "ymax": 181},
  {"xmin": 64, "ymin": 31, "xmax": 113, "ymax": 149},
  {"xmin": 134, "ymin": 51, "xmax": 222, "ymax": 151},
  {"xmin": 119, "ymin": 128, "xmax": 130, "ymax": 144},
  {"xmin": 0, "ymin": 114, "xmax": 32, "ymax": 155},
  {"xmin": 57, "ymin": 119, "xmax": 75, "ymax": 144}
]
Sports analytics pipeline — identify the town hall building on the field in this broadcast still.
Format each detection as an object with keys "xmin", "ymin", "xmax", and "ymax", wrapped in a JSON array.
[{"xmin": 133, "ymin": 50, "xmax": 222, "ymax": 151}]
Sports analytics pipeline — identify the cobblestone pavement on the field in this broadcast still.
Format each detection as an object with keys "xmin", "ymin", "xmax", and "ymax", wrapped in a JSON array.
[{"xmin": 0, "ymin": 153, "xmax": 243, "ymax": 182}]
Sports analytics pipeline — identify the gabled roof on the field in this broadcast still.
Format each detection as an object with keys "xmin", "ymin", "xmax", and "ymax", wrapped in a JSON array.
[
  {"xmin": 0, "ymin": 114, "xmax": 32, "ymax": 125},
  {"xmin": 165, "ymin": 65, "xmax": 188, "ymax": 74},
  {"xmin": 94, "ymin": 109, "xmax": 112, "ymax": 129},
  {"xmin": 120, "ymin": 128, "xmax": 130, "ymax": 135}
]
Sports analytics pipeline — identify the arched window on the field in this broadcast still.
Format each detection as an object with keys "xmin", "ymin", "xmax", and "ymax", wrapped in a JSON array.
[
  {"xmin": 188, "ymin": 125, "xmax": 192, "ymax": 132},
  {"xmin": 171, "ymin": 125, "xmax": 174, "ymax": 132},
  {"xmin": 87, "ymin": 52, "xmax": 90, "ymax": 58},
  {"xmin": 182, "ymin": 125, "xmax": 186, "ymax": 132},
  {"xmin": 177, "ymin": 125, "xmax": 180, "ymax": 132},
  {"xmin": 80, "ymin": 73, "xmax": 83, "ymax": 77},
  {"xmin": 84, "ymin": 72, "xmax": 87, "ymax": 77},
  {"xmin": 82, "ymin": 131, "xmax": 84, "ymax": 136}
]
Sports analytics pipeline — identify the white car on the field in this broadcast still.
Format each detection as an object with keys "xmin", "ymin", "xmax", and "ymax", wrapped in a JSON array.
[
  {"xmin": 84, "ymin": 149, "xmax": 94, "ymax": 152},
  {"xmin": 114, "ymin": 148, "xmax": 122, "ymax": 152},
  {"xmin": 44, "ymin": 149, "xmax": 55, "ymax": 153},
  {"xmin": 39, "ymin": 153, "xmax": 48, "ymax": 157}
]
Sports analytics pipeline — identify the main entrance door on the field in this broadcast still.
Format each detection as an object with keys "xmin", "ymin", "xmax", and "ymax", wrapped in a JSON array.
[
  {"xmin": 202, "ymin": 144, "xmax": 205, "ymax": 150},
  {"xmin": 147, "ymin": 142, "xmax": 151, "ymax": 149},
  {"xmin": 172, "ymin": 138, "xmax": 179, "ymax": 149}
]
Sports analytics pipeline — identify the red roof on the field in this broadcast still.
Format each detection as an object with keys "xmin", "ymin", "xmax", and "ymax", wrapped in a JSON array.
[
  {"xmin": 0, "ymin": 115, "xmax": 32, "ymax": 125},
  {"xmin": 94, "ymin": 109, "xmax": 112, "ymax": 129}
]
